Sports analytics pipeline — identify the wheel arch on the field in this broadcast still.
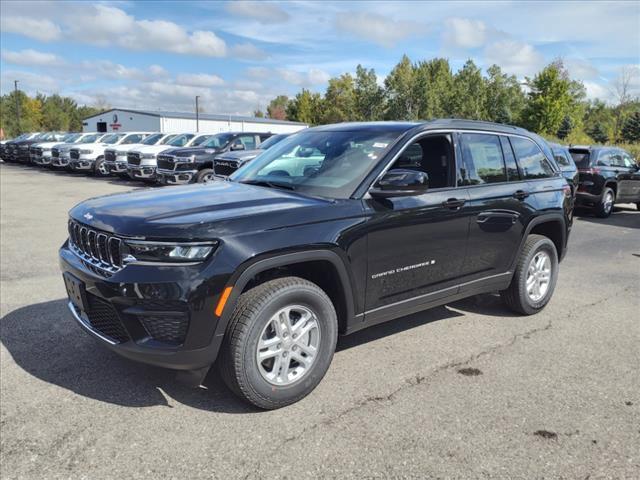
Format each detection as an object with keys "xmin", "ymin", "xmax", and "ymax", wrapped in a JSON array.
[{"xmin": 515, "ymin": 214, "xmax": 567, "ymax": 266}]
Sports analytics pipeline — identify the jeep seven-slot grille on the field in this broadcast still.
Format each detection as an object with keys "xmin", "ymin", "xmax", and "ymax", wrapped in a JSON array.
[
  {"xmin": 157, "ymin": 155, "xmax": 175, "ymax": 170},
  {"xmin": 104, "ymin": 150, "xmax": 116, "ymax": 162},
  {"xmin": 127, "ymin": 152, "xmax": 141, "ymax": 166},
  {"xmin": 68, "ymin": 219, "xmax": 123, "ymax": 273}
]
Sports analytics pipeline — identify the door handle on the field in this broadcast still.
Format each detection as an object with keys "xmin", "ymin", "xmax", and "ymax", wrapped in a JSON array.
[
  {"xmin": 513, "ymin": 190, "xmax": 530, "ymax": 200},
  {"xmin": 442, "ymin": 198, "xmax": 466, "ymax": 210}
]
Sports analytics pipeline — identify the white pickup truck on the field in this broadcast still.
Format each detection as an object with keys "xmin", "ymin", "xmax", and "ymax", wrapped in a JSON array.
[
  {"xmin": 50, "ymin": 133, "xmax": 108, "ymax": 169},
  {"xmin": 69, "ymin": 132, "xmax": 151, "ymax": 176},
  {"xmin": 126, "ymin": 133, "xmax": 213, "ymax": 181},
  {"xmin": 104, "ymin": 133, "xmax": 178, "ymax": 176}
]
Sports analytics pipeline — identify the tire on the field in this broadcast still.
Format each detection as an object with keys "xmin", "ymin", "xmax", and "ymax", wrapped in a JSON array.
[
  {"xmin": 595, "ymin": 187, "xmax": 615, "ymax": 218},
  {"xmin": 196, "ymin": 168, "xmax": 216, "ymax": 183},
  {"xmin": 93, "ymin": 156, "xmax": 109, "ymax": 177},
  {"xmin": 501, "ymin": 234, "xmax": 559, "ymax": 315},
  {"xmin": 218, "ymin": 276, "xmax": 338, "ymax": 409}
]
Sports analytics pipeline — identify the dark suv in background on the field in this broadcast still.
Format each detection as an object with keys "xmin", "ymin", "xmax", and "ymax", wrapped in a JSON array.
[
  {"xmin": 569, "ymin": 146, "xmax": 640, "ymax": 217},
  {"xmin": 156, "ymin": 132, "xmax": 273, "ymax": 184},
  {"xmin": 550, "ymin": 143, "xmax": 578, "ymax": 198},
  {"xmin": 212, "ymin": 133, "xmax": 290, "ymax": 179},
  {"xmin": 60, "ymin": 120, "xmax": 572, "ymax": 409}
]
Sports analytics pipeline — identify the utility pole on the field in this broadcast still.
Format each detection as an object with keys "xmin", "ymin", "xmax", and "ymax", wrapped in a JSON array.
[
  {"xmin": 195, "ymin": 96, "xmax": 200, "ymax": 132},
  {"xmin": 14, "ymin": 80, "xmax": 21, "ymax": 135}
]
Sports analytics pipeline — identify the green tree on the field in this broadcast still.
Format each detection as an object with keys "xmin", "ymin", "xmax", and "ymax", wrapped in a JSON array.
[
  {"xmin": 556, "ymin": 115, "xmax": 574, "ymax": 140},
  {"xmin": 483, "ymin": 65, "xmax": 526, "ymax": 124},
  {"xmin": 253, "ymin": 109, "xmax": 265, "ymax": 118},
  {"xmin": 384, "ymin": 55, "xmax": 418, "ymax": 120},
  {"xmin": 450, "ymin": 59, "xmax": 487, "ymax": 120},
  {"xmin": 320, "ymin": 74, "xmax": 356, "ymax": 123},
  {"xmin": 267, "ymin": 95, "xmax": 289, "ymax": 120},
  {"xmin": 588, "ymin": 123, "xmax": 609, "ymax": 144},
  {"xmin": 521, "ymin": 60, "xmax": 585, "ymax": 135},
  {"xmin": 354, "ymin": 65, "xmax": 384, "ymax": 121},
  {"xmin": 414, "ymin": 58, "xmax": 454, "ymax": 119},
  {"xmin": 621, "ymin": 111, "xmax": 640, "ymax": 143},
  {"xmin": 286, "ymin": 89, "xmax": 322, "ymax": 125}
]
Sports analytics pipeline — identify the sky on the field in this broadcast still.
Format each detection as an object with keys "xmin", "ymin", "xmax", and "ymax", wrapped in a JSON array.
[{"xmin": 1, "ymin": 0, "xmax": 639, "ymax": 115}]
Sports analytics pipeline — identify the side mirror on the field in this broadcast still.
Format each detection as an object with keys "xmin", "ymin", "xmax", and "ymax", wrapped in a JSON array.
[
  {"xmin": 231, "ymin": 143, "xmax": 245, "ymax": 151},
  {"xmin": 370, "ymin": 169, "xmax": 429, "ymax": 198}
]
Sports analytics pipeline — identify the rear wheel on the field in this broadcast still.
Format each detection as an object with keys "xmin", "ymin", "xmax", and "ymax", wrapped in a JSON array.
[
  {"xmin": 218, "ymin": 277, "xmax": 338, "ymax": 409},
  {"xmin": 596, "ymin": 187, "xmax": 614, "ymax": 218},
  {"xmin": 196, "ymin": 168, "xmax": 216, "ymax": 183},
  {"xmin": 94, "ymin": 156, "xmax": 109, "ymax": 177},
  {"xmin": 501, "ymin": 234, "xmax": 558, "ymax": 315}
]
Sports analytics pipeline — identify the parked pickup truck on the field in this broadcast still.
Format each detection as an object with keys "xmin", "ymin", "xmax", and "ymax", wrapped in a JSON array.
[
  {"xmin": 60, "ymin": 119, "xmax": 572, "ymax": 409},
  {"xmin": 104, "ymin": 133, "xmax": 177, "ymax": 176},
  {"xmin": 51, "ymin": 133, "xmax": 107, "ymax": 169},
  {"xmin": 32, "ymin": 133, "xmax": 79, "ymax": 166},
  {"xmin": 126, "ymin": 133, "xmax": 212, "ymax": 181},
  {"xmin": 156, "ymin": 132, "xmax": 273, "ymax": 184},
  {"xmin": 69, "ymin": 132, "xmax": 151, "ymax": 176}
]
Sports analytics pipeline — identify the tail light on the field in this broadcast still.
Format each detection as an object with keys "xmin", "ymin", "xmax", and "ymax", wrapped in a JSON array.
[{"xmin": 578, "ymin": 168, "xmax": 600, "ymax": 175}]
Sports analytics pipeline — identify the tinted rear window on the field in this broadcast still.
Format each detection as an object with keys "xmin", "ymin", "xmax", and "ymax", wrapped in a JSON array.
[{"xmin": 569, "ymin": 150, "xmax": 590, "ymax": 168}]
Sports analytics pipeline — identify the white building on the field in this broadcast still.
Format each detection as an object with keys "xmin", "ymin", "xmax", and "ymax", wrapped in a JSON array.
[{"xmin": 82, "ymin": 108, "xmax": 308, "ymax": 134}]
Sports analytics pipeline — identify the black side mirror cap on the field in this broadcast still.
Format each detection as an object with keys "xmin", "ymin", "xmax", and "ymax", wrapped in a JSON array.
[{"xmin": 370, "ymin": 169, "xmax": 429, "ymax": 198}]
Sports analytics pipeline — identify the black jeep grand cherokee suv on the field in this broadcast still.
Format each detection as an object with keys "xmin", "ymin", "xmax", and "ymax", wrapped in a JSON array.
[
  {"xmin": 60, "ymin": 120, "xmax": 572, "ymax": 409},
  {"xmin": 569, "ymin": 146, "xmax": 640, "ymax": 217}
]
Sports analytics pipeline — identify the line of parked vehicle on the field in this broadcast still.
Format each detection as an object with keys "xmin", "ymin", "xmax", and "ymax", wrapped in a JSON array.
[
  {"xmin": 1, "ymin": 130, "xmax": 638, "ymax": 217},
  {"xmin": 0, "ymin": 130, "xmax": 290, "ymax": 185}
]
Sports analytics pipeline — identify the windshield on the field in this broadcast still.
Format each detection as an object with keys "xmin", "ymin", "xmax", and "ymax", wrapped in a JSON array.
[
  {"xmin": 203, "ymin": 133, "xmax": 234, "ymax": 148},
  {"xmin": 190, "ymin": 135, "xmax": 211, "ymax": 147},
  {"xmin": 231, "ymin": 129, "xmax": 402, "ymax": 199},
  {"xmin": 168, "ymin": 134, "xmax": 195, "ymax": 147},
  {"xmin": 79, "ymin": 133, "xmax": 103, "ymax": 143},
  {"xmin": 142, "ymin": 133, "xmax": 164, "ymax": 145},
  {"xmin": 259, "ymin": 134, "xmax": 288, "ymax": 150},
  {"xmin": 63, "ymin": 133, "xmax": 80, "ymax": 142},
  {"xmin": 569, "ymin": 149, "xmax": 591, "ymax": 168},
  {"xmin": 101, "ymin": 133, "xmax": 125, "ymax": 144}
]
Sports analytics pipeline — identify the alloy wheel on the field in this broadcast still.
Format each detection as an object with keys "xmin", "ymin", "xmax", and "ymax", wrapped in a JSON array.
[{"xmin": 526, "ymin": 251, "xmax": 551, "ymax": 302}]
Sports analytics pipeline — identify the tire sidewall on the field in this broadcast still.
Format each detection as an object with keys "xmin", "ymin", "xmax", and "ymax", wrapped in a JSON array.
[
  {"xmin": 196, "ymin": 168, "xmax": 215, "ymax": 183},
  {"xmin": 240, "ymin": 285, "xmax": 337, "ymax": 405},
  {"xmin": 598, "ymin": 187, "xmax": 614, "ymax": 217},
  {"xmin": 518, "ymin": 238, "xmax": 559, "ymax": 312},
  {"xmin": 94, "ymin": 156, "xmax": 107, "ymax": 177}
]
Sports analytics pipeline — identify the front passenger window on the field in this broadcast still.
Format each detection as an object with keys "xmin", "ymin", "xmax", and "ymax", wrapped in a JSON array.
[{"xmin": 388, "ymin": 134, "xmax": 454, "ymax": 189}]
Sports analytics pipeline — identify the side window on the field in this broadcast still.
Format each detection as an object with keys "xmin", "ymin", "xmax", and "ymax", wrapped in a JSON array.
[
  {"xmin": 553, "ymin": 152, "xmax": 570, "ymax": 167},
  {"xmin": 622, "ymin": 153, "xmax": 635, "ymax": 168},
  {"xmin": 510, "ymin": 137, "xmax": 555, "ymax": 179},
  {"xmin": 239, "ymin": 135, "xmax": 257, "ymax": 149},
  {"xmin": 389, "ymin": 134, "xmax": 455, "ymax": 189},
  {"xmin": 609, "ymin": 151, "xmax": 625, "ymax": 167},
  {"xmin": 500, "ymin": 136, "xmax": 520, "ymax": 181},
  {"xmin": 127, "ymin": 134, "xmax": 143, "ymax": 144},
  {"xmin": 459, "ymin": 133, "xmax": 506, "ymax": 185}
]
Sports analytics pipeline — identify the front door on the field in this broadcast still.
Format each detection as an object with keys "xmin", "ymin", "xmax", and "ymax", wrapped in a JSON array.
[{"xmin": 363, "ymin": 133, "xmax": 472, "ymax": 321}]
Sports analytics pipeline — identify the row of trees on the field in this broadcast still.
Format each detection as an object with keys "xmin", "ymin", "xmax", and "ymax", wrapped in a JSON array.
[
  {"xmin": 261, "ymin": 57, "xmax": 640, "ymax": 145},
  {"xmin": 0, "ymin": 92, "xmax": 101, "ymax": 138}
]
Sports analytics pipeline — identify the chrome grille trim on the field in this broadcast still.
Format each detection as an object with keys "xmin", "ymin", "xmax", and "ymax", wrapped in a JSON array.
[{"xmin": 68, "ymin": 219, "xmax": 123, "ymax": 274}]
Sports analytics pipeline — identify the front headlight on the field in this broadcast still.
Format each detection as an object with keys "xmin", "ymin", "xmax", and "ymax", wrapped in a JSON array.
[
  {"xmin": 123, "ymin": 240, "xmax": 218, "ymax": 264},
  {"xmin": 80, "ymin": 149, "xmax": 93, "ymax": 154}
]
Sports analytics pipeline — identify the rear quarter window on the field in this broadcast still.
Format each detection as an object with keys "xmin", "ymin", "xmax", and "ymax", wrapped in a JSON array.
[{"xmin": 510, "ymin": 137, "xmax": 556, "ymax": 179}]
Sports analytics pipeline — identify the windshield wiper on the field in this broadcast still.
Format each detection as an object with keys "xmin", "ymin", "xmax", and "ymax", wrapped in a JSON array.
[{"xmin": 239, "ymin": 179, "xmax": 296, "ymax": 191}]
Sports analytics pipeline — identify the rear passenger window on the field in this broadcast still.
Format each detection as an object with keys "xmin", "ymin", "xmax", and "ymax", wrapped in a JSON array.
[
  {"xmin": 510, "ymin": 137, "xmax": 555, "ymax": 179},
  {"xmin": 460, "ymin": 133, "xmax": 506, "ymax": 185}
]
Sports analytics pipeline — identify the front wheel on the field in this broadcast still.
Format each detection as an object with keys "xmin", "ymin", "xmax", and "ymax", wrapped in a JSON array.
[
  {"xmin": 196, "ymin": 168, "xmax": 216, "ymax": 183},
  {"xmin": 93, "ymin": 157, "xmax": 109, "ymax": 177},
  {"xmin": 218, "ymin": 277, "xmax": 338, "ymax": 409},
  {"xmin": 501, "ymin": 234, "xmax": 559, "ymax": 315}
]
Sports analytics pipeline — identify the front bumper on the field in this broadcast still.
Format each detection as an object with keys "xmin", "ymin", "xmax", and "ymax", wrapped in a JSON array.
[
  {"xmin": 156, "ymin": 168, "xmax": 198, "ymax": 185},
  {"xmin": 33, "ymin": 155, "xmax": 52, "ymax": 166},
  {"xmin": 51, "ymin": 157, "xmax": 71, "ymax": 167},
  {"xmin": 70, "ymin": 156, "xmax": 97, "ymax": 171},
  {"xmin": 59, "ymin": 243, "xmax": 229, "ymax": 371},
  {"xmin": 106, "ymin": 159, "xmax": 128, "ymax": 173},
  {"xmin": 127, "ymin": 165, "xmax": 157, "ymax": 180}
]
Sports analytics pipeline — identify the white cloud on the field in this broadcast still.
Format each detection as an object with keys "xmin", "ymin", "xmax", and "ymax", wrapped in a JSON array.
[
  {"xmin": 0, "ymin": 70, "xmax": 62, "ymax": 94},
  {"xmin": 231, "ymin": 42, "xmax": 268, "ymax": 60},
  {"xmin": 277, "ymin": 68, "xmax": 330, "ymax": 87},
  {"xmin": 79, "ymin": 60, "xmax": 146, "ymax": 81},
  {"xmin": 564, "ymin": 58, "xmax": 600, "ymax": 80},
  {"xmin": 442, "ymin": 18, "xmax": 488, "ymax": 49},
  {"xmin": 335, "ymin": 12, "xmax": 426, "ymax": 48},
  {"xmin": 483, "ymin": 40, "xmax": 545, "ymax": 77},
  {"xmin": 68, "ymin": 6, "xmax": 227, "ymax": 57},
  {"xmin": 176, "ymin": 73, "xmax": 225, "ymax": 87},
  {"xmin": 0, "ymin": 16, "xmax": 62, "ymax": 42},
  {"xmin": 583, "ymin": 81, "xmax": 613, "ymax": 102},
  {"xmin": 149, "ymin": 65, "xmax": 169, "ymax": 78},
  {"xmin": 1, "ymin": 49, "xmax": 65, "ymax": 67},
  {"xmin": 225, "ymin": 1, "xmax": 290, "ymax": 24}
]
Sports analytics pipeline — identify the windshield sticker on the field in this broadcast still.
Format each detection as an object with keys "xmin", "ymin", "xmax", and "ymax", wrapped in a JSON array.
[{"xmin": 372, "ymin": 142, "xmax": 388, "ymax": 148}]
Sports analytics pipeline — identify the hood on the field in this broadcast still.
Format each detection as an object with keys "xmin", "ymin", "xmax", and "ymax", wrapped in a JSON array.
[
  {"xmin": 34, "ymin": 141, "xmax": 64, "ymax": 149},
  {"xmin": 165, "ymin": 146, "xmax": 221, "ymax": 157},
  {"xmin": 131, "ymin": 144, "xmax": 174, "ymax": 154},
  {"xmin": 70, "ymin": 181, "xmax": 335, "ymax": 239},
  {"xmin": 215, "ymin": 149, "xmax": 262, "ymax": 162},
  {"xmin": 107, "ymin": 143, "xmax": 147, "ymax": 153},
  {"xmin": 53, "ymin": 143, "xmax": 79, "ymax": 152}
]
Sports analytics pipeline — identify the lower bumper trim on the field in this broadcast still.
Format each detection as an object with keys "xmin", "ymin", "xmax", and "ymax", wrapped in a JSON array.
[{"xmin": 67, "ymin": 301, "xmax": 118, "ymax": 345}]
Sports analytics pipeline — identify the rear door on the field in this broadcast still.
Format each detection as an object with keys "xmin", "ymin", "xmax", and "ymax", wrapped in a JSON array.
[
  {"xmin": 611, "ymin": 150, "xmax": 639, "ymax": 202},
  {"xmin": 458, "ymin": 132, "xmax": 534, "ymax": 282}
]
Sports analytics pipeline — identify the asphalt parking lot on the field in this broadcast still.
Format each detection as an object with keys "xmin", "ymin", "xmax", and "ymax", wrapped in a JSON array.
[{"xmin": 1, "ymin": 162, "xmax": 639, "ymax": 479}]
